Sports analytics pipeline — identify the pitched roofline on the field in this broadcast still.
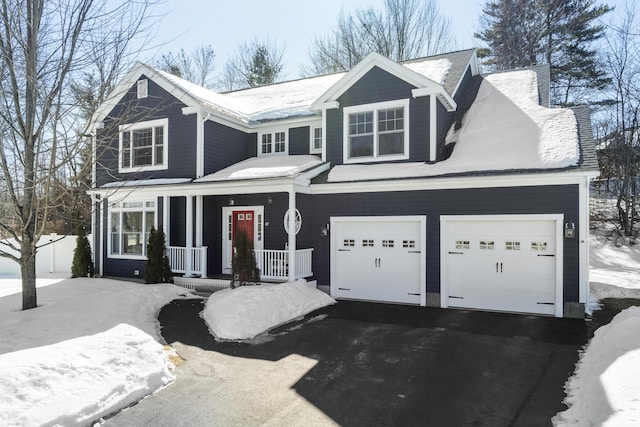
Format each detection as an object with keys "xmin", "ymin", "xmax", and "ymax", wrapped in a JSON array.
[
  {"xmin": 89, "ymin": 62, "xmax": 251, "ymax": 132},
  {"xmin": 310, "ymin": 52, "xmax": 456, "ymax": 112}
]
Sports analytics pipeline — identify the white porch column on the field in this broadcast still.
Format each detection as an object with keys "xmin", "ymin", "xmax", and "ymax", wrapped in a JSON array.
[
  {"xmin": 163, "ymin": 196, "xmax": 170, "ymax": 246},
  {"xmin": 195, "ymin": 195, "xmax": 203, "ymax": 247},
  {"xmin": 185, "ymin": 195, "xmax": 194, "ymax": 277},
  {"xmin": 287, "ymin": 189, "xmax": 296, "ymax": 282}
]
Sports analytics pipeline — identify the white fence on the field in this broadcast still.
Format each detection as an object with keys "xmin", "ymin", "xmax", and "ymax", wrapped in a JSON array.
[{"xmin": 0, "ymin": 234, "xmax": 89, "ymax": 277}]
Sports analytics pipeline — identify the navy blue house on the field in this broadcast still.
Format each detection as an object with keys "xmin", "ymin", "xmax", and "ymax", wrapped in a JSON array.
[{"xmin": 89, "ymin": 49, "xmax": 598, "ymax": 318}]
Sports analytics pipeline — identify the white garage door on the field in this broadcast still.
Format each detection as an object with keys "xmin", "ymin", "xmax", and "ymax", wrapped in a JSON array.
[
  {"xmin": 331, "ymin": 216, "xmax": 426, "ymax": 305},
  {"xmin": 441, "ymin": 215, "xmax": 563, "ymax": 317}
]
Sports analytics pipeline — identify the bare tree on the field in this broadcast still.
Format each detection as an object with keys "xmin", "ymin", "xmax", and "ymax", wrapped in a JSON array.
[
  {"xmin": 596, "ymin": 1, "xmax": 640, "ymax": 237},
  {"xmin": 304, "ymin": 0, "xmax": 454, "ymax": 76},
  {"xmin": 154, "ymin": 44, "xmax": 217, "ymax": 89},
  {"xmin": 222, "ymin": 38, "xmax": 285, "ymax": 91},
  {"xmin": 0, "ymin": 0, "xmax": 158, "ymax": 310}
]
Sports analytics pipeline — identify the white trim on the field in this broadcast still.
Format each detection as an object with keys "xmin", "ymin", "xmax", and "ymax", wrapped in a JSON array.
[
  {"xmin": 440, "ymin": 214, "xmax": 564, "ymax": 318},
  {"xmin": 311, "ymin": 101, "xmax": 339, "ymax": 111},
  {"xmin": 107, "ymin": 196, "xmax": 157, "ymax": 260},
  {"xmin": 429, "ymin": 96, "xmax": 437, "ymax": 162},
  {"xmin": 343, "ymin": 99, "xmax": 410, "ymax": 164},
  {"xmin": 312, "ymin": 171, "xmax": 599, "ymax": 194},
  {"xmin": 579, "ymin": 176, "xmax": 590, "ymax": 304},
  {"xmin": 118, "ymin": 118, "xmax": 168, "ymax": 173},
  {"xmin": 312, "ymin": 52, "xmax": 451, "ymax": 110},
  {"xmin": 136, "ymin": 79, "xmax": 148, "ymax": 99},
  {"xmin": 163, "ymin": 195, "xmax": 170, "ymax": 246},
  {"xmin": 310, "ymin": 126, "xmax": 323, "ymax": 154},
  {"xmin": 221, "ymin": 205, "xmax": 265, "ymax": 273},
  {"xmin": 330, "ymin": 215, "xmax": 427, "ymax": 307},
  {"xmin": 258, "ymin": 128, "xmax": 289, "ymax": 156},
  {"xmin": 321, "ymin": 109, "xmax": 328, "ymax": 162},
  {"xmin": 196, "ymin": 111, "xmax": 204, "ymax": 178}
]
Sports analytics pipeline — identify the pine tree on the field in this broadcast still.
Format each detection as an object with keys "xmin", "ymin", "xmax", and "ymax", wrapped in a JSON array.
[
  {"xmin": 144, "ymin": 227, "xmax": 173, "ymax": 284},
  {"xmin": 230, "ymin": 229, "xmax": 260, "ymax": 288},
  {"xmin": 476, "ymin": 0, "xmax": 612, "ymax": 105},
  {"xmin": 71, "ymin": 226, "xmax": 94, "ymax": 278}
]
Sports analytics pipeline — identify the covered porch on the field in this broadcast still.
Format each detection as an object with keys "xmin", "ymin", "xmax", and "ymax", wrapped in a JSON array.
[{"xmin": 166, "ymin": 246, "xmax": 314, "ymax": 282}]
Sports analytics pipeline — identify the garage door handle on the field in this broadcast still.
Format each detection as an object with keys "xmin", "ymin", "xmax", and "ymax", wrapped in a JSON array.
[
  {"xmin": 496, "ymin": 262, "xmax": 503, "ymax": 273},
  {"xmin": 537, "ymin": 302, "xmax": 554, "ymax": 305},
  {"xmin": 338, "ymin": 249, "xmax": 351, "ymax": 252},
  {"xmin": 500, "ymin": 262, "xmax": 503, "ymax": 273},
  {"xmin": 537, "ymin": 254, "xmax": 555, "ymax": 257},
  {"xmin": 496, "ymin": 262, "xmax": 499, "ymax": 273},
  {"xmin": 449, "ymin": 251, "xmax": 464, "ymax": 255}
]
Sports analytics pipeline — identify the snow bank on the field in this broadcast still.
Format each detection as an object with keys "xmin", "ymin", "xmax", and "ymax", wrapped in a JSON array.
[
  {"xmin": 553, "ymin": 307, "xmax": 640, "ymax": 426},
  {"xmin": 590, "ymin": 234, "xmax": 640, "ymax": 300},
  {"xmin": 202, "ymin": 280, "xmax": 336, "ymax": 340},
  {"xmin": 0, "ymin": 324, "xmax": 173, "ymax": 427},
  {"xmin": 328, "ymin": 69, "xmax": 580, "ymax": 182}
]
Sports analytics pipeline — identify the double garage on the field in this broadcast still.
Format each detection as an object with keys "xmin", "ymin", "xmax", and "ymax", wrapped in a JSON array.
[{"xmin": 330, "ymin": 214, "xmax": 564, "ymax": 317}]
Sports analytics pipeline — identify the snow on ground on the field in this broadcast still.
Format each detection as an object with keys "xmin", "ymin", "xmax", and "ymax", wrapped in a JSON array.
[
  {"xmin": 553, "ymin": 307, "xmax": 640, "ymax": 426},
  {"xmin": 0, "ymin": 276, "xmax": 191, "ymax": 426},
  {"xmin": 553, "ymin": 232, "xmax": 640, "ymax": 425},
  {"xmin": 202, "ymin": 280, "xmax": 336, "ymax": 340},
  {"xmin": 195, "ymin": 155, "xmax": 324, "ymax": 182}
]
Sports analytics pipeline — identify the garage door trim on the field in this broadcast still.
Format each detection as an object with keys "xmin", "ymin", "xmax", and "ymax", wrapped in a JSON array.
[
  {"xmin": 330, "ymin": 216, "xmax": 427, "ymax": 306},
  {"xmin": 440, "ymin": 214, "xmax": 564, "ymax": 317}
]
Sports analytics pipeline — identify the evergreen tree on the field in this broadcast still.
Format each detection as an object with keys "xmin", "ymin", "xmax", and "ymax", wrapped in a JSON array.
[
  {"xmin": 71, "ymin": 226, "xmax": 94, "ymax": 278},
  {"xmin": 144, "ymin": 227, "xmax": 173, "ymax": 284},
  {"xmin": 476, "ymin": 0, "xmax": 612, "ymax": 105},
  {"xmin": 230, "ymin": 229, "xmax": 260, "ymax": 288},
  {"xmin": 222, "ymin": 38, "xmax": 284, "ymax": 90}
]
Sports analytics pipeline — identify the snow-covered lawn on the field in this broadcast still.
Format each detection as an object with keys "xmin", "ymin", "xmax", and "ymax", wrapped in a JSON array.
[
  {"xmin": 0, "ymin": 277, "xmax": 191, "ymax": 426},
  {"xmin": 553, "ymin": 234, "xmax": 640, "ymax": 426},
  {"xmin": 0, "ymin": 230, "xmax": 639, "ymax": 426}
]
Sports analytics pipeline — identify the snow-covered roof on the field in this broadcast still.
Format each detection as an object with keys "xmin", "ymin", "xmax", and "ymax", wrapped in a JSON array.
[
  {"xmin": 99, "ymin": 178, "xmax": 192, "ymax": 188},
  {"xmin": 195, "ymin": 155, "xmax": 324, "ymax": 182},
  {"xmin": 143, "ymin": 51, "xmax": 471, "ymax": 124},
  {"xmin": 327, "ymin": 69, "xmax": 580, "ymax": 182}
]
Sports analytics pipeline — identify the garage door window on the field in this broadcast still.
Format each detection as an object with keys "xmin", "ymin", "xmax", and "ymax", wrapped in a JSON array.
[
  {"xmin": 363, "ymin": 239, "xmax": 374, "ymax": 247},
  {"xmin": 382, "ymin": 239, "xmax": 394, "ymax": 247},
  {"xmin": 343, "ymin": 239, "xmax": 355, "ymax": 247},
  {"xmin": 456, "ymin": 240, "xmax": 470, "ymax": 250},
  {"xmin": 403, "ymin": 240, "xmax": 416, "ymax": 248},
  {"xmin": 505, "ymin": 241, "xmax": 521, "ymax": 250},
  {"xmin": 531, "ymin": 241, "xmax": 548, "ymax": 251},
  {"xmin": 480, "ymin": 241, "xmax": 495, "ymax": 250}
]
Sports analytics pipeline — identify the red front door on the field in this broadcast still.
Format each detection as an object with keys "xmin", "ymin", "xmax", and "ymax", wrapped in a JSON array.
[{"xmin": 232, "ymin": 210, "xmax": 255, "ymax": 243}]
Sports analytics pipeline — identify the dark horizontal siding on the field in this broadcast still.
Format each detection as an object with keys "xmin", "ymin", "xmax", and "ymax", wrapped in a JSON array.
[
  {"xmin": 95, "ymin": 77, "xmax": 196, "ymax": 186},
  {"xmin": 204, "ymin": 121, "xmax": 251, "ymax": 175},
  {"xmin": 436, "ymin": 101, "xmax": 453, "ymax": 161},
  {"xmin": 296, "ymin": 185, "xmax": 581, "ymax": 303},
  {"xmin": 289, "ymin": 126, "xmax": 310, "ymax": 155}
]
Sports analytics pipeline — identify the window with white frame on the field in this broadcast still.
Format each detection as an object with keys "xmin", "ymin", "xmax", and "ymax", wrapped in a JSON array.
[
  {"xmin": 259, "ymin": 130, "xmax": 287, "ymax": 155},
  {"xmin": 119, "ymin": 118, "xmax": 168, "ymax": 172},
  {"xmin": 137, "ymin": 79, "xmax": 148, "ymax": 99},
  {"xmin": 310, "ymin": 126, "xmax": 322, "ymax": 153},
  {"xmin": 343, "ymin": 100, "xmax": 409, "ymax": 163},
  {"xmin": 109, "ymin": 200, "xmax": 156, "ymax": 257}
]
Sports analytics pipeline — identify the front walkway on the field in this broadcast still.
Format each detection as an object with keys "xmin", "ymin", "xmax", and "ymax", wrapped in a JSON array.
[{"xmin": 102, "ymin": 300, "xmax": 610, "ymax": 426}]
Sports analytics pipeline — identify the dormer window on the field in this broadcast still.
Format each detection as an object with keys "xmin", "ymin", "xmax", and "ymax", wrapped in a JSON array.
[
  {"xmin": 259, "ymin": 130, "xmax": 288, "ymax": 155},
  {"xmin": 136, "ymin": 79, "xmax": 148, "ymax": 99},
  {"xmin": 119, "ymin": 118, "xmax": 168, "ymax": 172},
  {"xmin": 343, "ymin": 99, "xmax": 409, "ymax": 163}
]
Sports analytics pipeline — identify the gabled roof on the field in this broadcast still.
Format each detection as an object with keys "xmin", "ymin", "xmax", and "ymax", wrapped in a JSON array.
[
  {"xmin": 311, "ymin": 52, "xmax": 458, "ymax": 112},
  {"xmin": 92, "ymin": 50, "xmax": 477, "ymax": 129}
]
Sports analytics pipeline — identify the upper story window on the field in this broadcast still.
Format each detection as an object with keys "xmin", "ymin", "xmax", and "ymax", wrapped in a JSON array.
[
  {"xmin": 310, "ymin": 126, "xmax": 322, "ymax": 154},
  {"xmin": 259, "ymin": 130, "xmax": 287, "ymax": 155},
  {"xmin": 343, "ymin": 99, "xmax": 410, "ymax": 163},
  {"xmin": 109, "ymin": 200, "xmax": 155, "ymax": 258},
  {"xmin": 137, "ymin": 79, "xmax": 148, "ymax": 99},
  {"xmin": 119, "ymin": 118, "xmax": 168, "ymax": 172}
]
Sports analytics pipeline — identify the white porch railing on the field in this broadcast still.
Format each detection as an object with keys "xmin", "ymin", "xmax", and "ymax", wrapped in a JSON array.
[
  {"xmin": 168, "ymin": 246, "xmax": 208, "ymax": 277},
  {"xmin": 254, "ymin": 248, "xmax": 314, "ymax": 281}
]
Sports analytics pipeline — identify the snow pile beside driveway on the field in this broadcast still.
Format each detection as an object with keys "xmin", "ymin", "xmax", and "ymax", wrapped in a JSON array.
[
  {"xmin": 0, "ymin": 324, "xmax": 173, "ymax": 427},
  {"xmin": 202, "ymin": 280, "xmax": 336, "ymax": 340},
  {"xmin": 553, "ymin": 306, "xmax": 640, "ymax": 426}
]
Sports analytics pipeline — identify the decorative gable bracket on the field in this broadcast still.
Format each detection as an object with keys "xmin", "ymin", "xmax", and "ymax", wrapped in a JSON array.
[{"xmin": 411, "ymin": 88, "xmax": 457, "ymax": 112}]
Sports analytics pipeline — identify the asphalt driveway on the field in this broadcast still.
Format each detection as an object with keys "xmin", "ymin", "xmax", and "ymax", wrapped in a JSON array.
[{"xmin": 105, "ymin": 299, "xmax": 602, "ymax": 427}]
